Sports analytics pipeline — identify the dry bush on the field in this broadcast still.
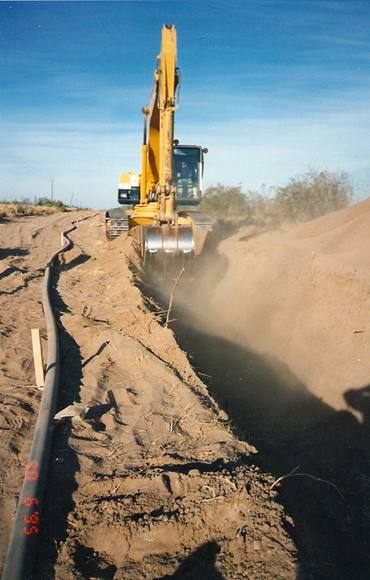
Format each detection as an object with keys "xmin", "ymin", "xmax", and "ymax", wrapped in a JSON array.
[
  {"xmin": 199, "ymin": 184, "xmax": 277, "ymax": 235},
  {"xmin": 199, "ymin": 184, "xmax": 250, "ymax": 220},
  {"xmin": 273, "ymin": 169, "xmax": 353, "ymax": 223},
  {"xmin": 0, "ymin": 198, "xmax": 68, "ymax": 221},
  {"xmin": 201, "ymin": 169, "xmax": 354, "ymax": 237},
  {"xmin": 36, "ymin": 197, "xmax": 66, "ymax": 211}
]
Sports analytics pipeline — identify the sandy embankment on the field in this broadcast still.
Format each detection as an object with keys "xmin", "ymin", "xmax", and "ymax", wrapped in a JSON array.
[{"xmin": 198, "ymin": 197, "xmax": 370, "ymax": 415}]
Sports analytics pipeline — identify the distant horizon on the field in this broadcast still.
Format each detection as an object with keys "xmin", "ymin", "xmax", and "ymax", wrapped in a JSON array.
[{"xmin": 1, "ymin": 1, "xmax": 370, "ymax": 210}]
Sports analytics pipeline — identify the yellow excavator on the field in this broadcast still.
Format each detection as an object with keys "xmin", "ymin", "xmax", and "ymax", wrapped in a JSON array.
[{"xmin": 106, "ymin": 24, "xmax": 212, "ymax": 271}]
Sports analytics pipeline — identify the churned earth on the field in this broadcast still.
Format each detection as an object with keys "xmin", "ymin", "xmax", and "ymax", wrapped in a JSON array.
[
  {"xmin": 0, "ymin": 211, "xmax": 296, "ymax": 580},
  {"xmin": 168, "ymin": 198, "xmax": 370, "ymax": 579},
  {"xmin": 1, "ymin": 198, "xmax": 370, "ymax": 579}
]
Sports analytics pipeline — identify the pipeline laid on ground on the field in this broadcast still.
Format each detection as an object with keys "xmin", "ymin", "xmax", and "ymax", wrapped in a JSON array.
[{"xmin": 2, "ymin": 220, "xmax": 80, "ymax": 580}]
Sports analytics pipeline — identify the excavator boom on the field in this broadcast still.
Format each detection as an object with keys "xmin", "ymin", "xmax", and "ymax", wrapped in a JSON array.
[
  {"xmin": 146, "ymin": 24, "xmax": 178, "ymax": 190},
  {"xmin": 106, "ymin": 25, "xmax": 212, "ymax": 273}
]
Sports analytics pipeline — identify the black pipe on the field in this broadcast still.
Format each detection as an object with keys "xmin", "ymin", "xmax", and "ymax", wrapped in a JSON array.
[{"xmin": 1, "ymin": 221, "xmax": 78, "ymax": 580}]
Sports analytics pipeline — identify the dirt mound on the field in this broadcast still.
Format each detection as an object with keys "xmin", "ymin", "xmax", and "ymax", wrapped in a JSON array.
[
  {"xmin": 192, "ymin": 197, "xmax": 370, "ymax": 413},
  {"xmin": 0, "ymin": 213, "xmax": 297, "ymax": 579},
  {"xmin": 164, "ymin": 197, "xmax": 370, "ymax": 578}
]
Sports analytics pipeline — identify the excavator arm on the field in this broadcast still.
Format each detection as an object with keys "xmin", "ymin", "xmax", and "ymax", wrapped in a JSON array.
[
  {"xmin": 141, "ymin": 24, "xmax": 179, "ymax": 220},
  {"xmin": 106, "ymin": 25, "xmax": 212, "ymax": 277}
]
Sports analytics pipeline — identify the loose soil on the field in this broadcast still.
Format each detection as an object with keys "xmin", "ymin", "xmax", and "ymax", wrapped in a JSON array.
[
  {"xmin": 0, "ymin": 212, "xmax": 296, "ymax": 580},
  {"xmin": 1, "ymin": 200, "xmax": 370, "ymax": 579}
]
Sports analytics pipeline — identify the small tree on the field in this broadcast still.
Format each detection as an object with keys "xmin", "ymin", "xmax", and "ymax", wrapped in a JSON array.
[{"xmin": 274, "ymin": 169, "xmax": 353, "ymax": 223}]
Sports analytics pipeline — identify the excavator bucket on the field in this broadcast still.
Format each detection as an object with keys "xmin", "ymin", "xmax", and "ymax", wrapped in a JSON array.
[
  {"xmin": 141, "ymin": 223, "xmax": 194, "ymax": 257},
  {"xmin": 141, "ymin": 223, "xmax": 195, "ymax": 278}
]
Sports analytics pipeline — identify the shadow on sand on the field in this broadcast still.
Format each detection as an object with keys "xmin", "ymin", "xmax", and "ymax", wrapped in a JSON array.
[
  {"xmin": 170, "ymin": 315, "xmax": 370, "ymax": 580},
  {"xmin": 157, "ymin": 540, "xmax": 226, "ymax": 580},
  {"xmin": 0, "ymin": 247, "xmax": 29, "ymax": 260}
]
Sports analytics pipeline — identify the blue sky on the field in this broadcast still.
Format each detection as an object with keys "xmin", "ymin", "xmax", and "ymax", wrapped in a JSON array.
[{"xmin": 1, "ymin": 0, "xmax": 370, "ymax": 209}]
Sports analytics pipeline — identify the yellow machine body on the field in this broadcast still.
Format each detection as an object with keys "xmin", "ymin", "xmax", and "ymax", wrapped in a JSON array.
[{"xmin": 106, "ymin": 25, "xmax": 212, "ymax": 265}]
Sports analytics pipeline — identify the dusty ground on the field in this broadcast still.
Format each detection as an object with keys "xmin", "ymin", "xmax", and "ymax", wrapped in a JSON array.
[
  {"xmin": 2, "ymin": 198, "xmax": 370, "ymax": 579},
  {"xmin": 0, "ymin": 212, "xmax": 297, "ymax": 579},
  {"xmin": 168, "ymin": 198, "xmax": 370, "ymax": 579}
]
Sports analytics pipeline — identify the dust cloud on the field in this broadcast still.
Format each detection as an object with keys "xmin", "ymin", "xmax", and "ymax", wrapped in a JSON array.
[
  {"xmin": 155, "ymin": 197, "xmax": 370, "ymax": 577},
  {"xmin": 172, "ymin": 197, "xmax": 370, "ymax": 415},
  {"xmin": 2, "ymin": 203, "xmax": 370, "ymax": 578}
]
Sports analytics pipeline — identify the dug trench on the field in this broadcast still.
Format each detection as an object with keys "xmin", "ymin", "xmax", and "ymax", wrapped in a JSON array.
[
  {"xmin": 2, "ymin": 205, "xmax": 370, "ymax": 579},
  {"xmin": 147, "ymin": 201, "xmax": 370, "ymax": 580},
  {"xmin": 22, "ymin": 213, "xmax": 297, "ymax": 580},
  {"xmin": 166, "ymin": 311, "xmax": 370, "ymax": 580}
]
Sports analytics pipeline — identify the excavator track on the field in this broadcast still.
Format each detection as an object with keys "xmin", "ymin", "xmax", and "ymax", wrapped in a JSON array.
[{"xmin": 105, "ymin": 208, "xmax": 129, "ymax": 240}]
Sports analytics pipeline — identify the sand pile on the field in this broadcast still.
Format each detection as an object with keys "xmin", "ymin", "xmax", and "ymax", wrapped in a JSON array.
[{"xmin": 198, "ymin": 197, "xmax": 370, "ymax": 414}]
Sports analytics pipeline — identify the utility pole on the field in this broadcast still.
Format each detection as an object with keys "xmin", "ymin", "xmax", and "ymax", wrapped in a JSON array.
[{"xmin": 50, "ymin": 178, "xmax": 54, "ymax": 201}]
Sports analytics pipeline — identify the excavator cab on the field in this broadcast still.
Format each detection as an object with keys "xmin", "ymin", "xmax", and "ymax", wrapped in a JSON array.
[{"xmin": 173, "ymin": 145, "xmax": 206, "ymax": 205}]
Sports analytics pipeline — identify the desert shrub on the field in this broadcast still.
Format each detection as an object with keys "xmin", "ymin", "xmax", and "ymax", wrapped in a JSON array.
[
  {"xmin": 0, "ymin": 199, "xmax": 69, "ymax": 219},
  {"xmin": 244, "ymin": 186, "xmax": 276, "ymax": 225},
  {"xmin": 14, "ymin": 202, "xmax": 32, "ymax": 215},
  {"xmin": 199, "ymin": 184, "xmax": 251, "ymax": 219},
  {"xmin": 36, "ymin": 197, "xmax": 66, "ymax": 210},
  {"xmin": 200, "ymin": 170, "xmax": 354, "ymax": 235},
  {"xmin": 54, "ymin": 200, "xmax": 65, "ymax": 210},
  {"xmin": 273, "ymin": 169, "xmax": 353, "ymax": 223},
  {"xmin": 199, "ymin": 184, "xmax": 277, "ymax": 231}
]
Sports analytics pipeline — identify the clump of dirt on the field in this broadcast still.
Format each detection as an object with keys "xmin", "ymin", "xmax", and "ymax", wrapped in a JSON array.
[{"xmin": 0, "ymin": 213, "xmax": 297, "ymax": 579}]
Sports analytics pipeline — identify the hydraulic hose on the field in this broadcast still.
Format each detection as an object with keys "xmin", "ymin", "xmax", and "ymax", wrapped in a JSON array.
[{"xmin": 2, "ymin": 220, "xmax": 78, "ymax": 580}]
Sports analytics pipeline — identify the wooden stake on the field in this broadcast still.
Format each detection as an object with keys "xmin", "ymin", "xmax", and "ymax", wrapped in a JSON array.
[{"xmin": 31, "ymin": 329, "xmax": 45, "ymax": 387}]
